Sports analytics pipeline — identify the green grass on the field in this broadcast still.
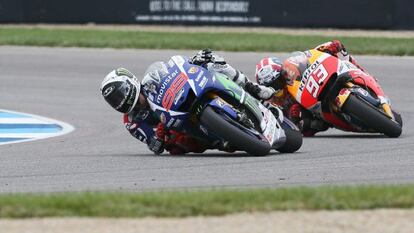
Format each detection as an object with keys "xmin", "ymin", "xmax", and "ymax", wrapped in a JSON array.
[
  {"xmin": 0, "ymin": 28, "xmax": 414, "ymax": 55},
  {"xmin": 0, "ymin": 185, "xmax": 413, "ymax": 218}
]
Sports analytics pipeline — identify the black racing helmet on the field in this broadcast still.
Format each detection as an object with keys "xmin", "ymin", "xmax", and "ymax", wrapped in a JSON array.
[{"xmin": 101, "ymin": 68, "xmax": 141, "ymax": 113}]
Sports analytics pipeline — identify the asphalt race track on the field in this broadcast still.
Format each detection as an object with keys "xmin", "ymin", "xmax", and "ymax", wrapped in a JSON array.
[{"xmin": 0, "ymin": 46, "xmax": 413, "ymax": 193}]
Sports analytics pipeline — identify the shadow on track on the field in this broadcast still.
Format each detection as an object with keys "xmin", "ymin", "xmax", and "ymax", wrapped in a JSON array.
[
  {"xmin": 125, "ymin": 151, "xmax": 292, "ymax": 158},
  {"xmin": 154, "ymin": 151, "xmax": 294, "ymax": 158},
  {"xmin": 309, "ymin": 133, "xmax": 387, "ymax": 139},
  {"xmin": 80, "ymin": 151, "xmax": 292, "ymax": 158}
]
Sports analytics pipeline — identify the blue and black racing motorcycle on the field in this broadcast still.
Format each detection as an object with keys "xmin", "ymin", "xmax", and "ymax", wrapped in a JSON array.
[{"xmin": 143, "ymin": 56, "xmax": 302, "ymax": 156}]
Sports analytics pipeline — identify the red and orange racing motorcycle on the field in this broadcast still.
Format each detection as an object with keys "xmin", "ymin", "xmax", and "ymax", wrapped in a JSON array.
[{"xmin": 282, "ymin": 49, "xmax": 402, "ymax": 137}]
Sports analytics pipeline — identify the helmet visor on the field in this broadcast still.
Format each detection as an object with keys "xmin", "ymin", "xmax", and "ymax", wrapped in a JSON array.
[
  {"xmin": 103, "ymin": 79, "xmax": 137, "ymax": 113},
  {"xmin": 117, "ymin": 80, "xmax": 137, "ymax": 113}
]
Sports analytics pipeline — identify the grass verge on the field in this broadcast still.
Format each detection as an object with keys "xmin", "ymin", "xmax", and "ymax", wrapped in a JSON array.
[
  {"xmin": 0, "ymin": 185, "xmax": 413, "ymax": 218},
  {"xmin": 0, "ymin": 28, "xmax": 414, "ymax": 55}
]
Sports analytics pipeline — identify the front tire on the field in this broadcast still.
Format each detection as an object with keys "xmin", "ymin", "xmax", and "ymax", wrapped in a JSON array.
[
  {"xmin": 342, "ymin": 95, "xmax": 402, "ymax": 138},
  {"xmin": 200, "ymin": 106, "xmax": 271, "ymax": 156},
  {"xmin": 277, "ymin": 123, "xmax": 303, "ymax": 153},
  {"xmin": 392, "ymin": 110, "xmax": 403, "ymax": 127}
]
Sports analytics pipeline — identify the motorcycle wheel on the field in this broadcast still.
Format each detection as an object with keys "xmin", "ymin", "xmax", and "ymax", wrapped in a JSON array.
[
  {"xmin": 277, "ymin": 123, "xmax": 303, "ymax": 153},
  {"xmin": 200, "ymin": 106, "xmax": 271, "ymax": 156},
  {"xmin": 392, "ymin": 110, "xmax": 403, "ymax": 127},
  {"xmin": 342, "ymin": 94, "xmax": 402, "ymax": 138}
]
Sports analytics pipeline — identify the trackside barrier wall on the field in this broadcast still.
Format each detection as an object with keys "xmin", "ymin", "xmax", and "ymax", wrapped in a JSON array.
[{"xmin": 0, "ymin": 0, "xmax": 413, "ymax": 29}]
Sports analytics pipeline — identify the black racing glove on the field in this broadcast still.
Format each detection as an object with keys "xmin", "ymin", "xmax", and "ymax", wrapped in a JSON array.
[
  {"xmin": 191, "ymin": 49, "xmax": 225, "ymax": 65},
  {"xmin": 190, "ymin": 48, "xmax": 213, "ymax": 65},
  {"xmin": 148, "ymin": 135, "xmax": 164, "ymax": 155}
]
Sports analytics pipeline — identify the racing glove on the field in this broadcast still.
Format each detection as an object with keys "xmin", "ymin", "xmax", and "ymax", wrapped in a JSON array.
[
  {"xmin": 317, "ymin": 40, "xmax": 351, "ymax": 62},
  {"xmin": 192, "ymin": 49, "xmax": 250, "ymax": 87},
  {"xmin": 317, "ymin": 40, "xmax": 366, "ymax": 72},
  {"xmin": 191, "ymin": 49, "xmax": 225, "ymax": 65},
  {"xmin": 148, "ymin": 135, "xmax": 164, "ymax": 155}
]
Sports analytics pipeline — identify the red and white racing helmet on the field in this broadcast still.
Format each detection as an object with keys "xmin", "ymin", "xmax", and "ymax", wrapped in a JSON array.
[{"xmin": 255, "ymin": 57, "xmax": 283, "ymax": 87}]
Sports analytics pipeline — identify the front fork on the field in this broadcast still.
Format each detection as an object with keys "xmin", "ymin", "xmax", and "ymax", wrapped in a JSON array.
[{"xmin": 333, "ymin": 82, "xmax": 395, "ymax": 120}]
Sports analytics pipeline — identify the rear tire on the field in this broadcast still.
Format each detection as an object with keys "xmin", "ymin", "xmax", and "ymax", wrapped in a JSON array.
[
  {"xmin": 277, "ymin": 124, "xmax": 303, "ymax": 153},
  {"xmin": 200, "ymin": 106, "xmax": 271, "ymax": 156},
  {"xmin": 342, "ymin": 95, "xmax": 402, "ymax": 138}
]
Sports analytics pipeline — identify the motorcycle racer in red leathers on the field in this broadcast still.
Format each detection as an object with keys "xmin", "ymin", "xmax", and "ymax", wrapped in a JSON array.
[
  {"xmin": 100, "ymin": 50, "xmax": 275, "ymax": 155},
  {"xmin": 251, "ymin": 40, "xmax": 366, "ymax": 136}
]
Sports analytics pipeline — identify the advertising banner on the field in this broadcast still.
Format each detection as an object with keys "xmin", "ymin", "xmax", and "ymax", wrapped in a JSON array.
[
  {"xmin": 135, "ymin": 0, "xmax": 261, "ymax": 25},
  {"xmin": 0, "ymin": 0, "xmax": 413, "ymax": 29}
]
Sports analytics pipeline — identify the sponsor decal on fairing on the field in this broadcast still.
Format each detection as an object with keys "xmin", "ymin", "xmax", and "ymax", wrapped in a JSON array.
[
  {"xmin": 156, "ymin": 69, "xmax": 180, "ymax": 104},
  {"xmin": 174, "ymin": 88, "xmax": 186, "ymax": 105},
  {"xmin": 195, "ymin": 70, "xmax": 204, "ymax": 82},
  {"xmin": 187, "ymin": 66, "xmax": 199, "ymax": 74},
  {"xmin": 198, "ymin": 77, "xmax": 208, "ymax": 88}
]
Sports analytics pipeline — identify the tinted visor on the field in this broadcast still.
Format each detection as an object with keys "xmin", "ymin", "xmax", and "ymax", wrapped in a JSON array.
[{"xmin": 103, "ymin": 80, "xmax": 137, "ymax": 113}]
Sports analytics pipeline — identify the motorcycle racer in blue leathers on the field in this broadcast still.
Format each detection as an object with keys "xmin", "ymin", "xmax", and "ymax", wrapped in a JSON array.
[{"xmin": 100, "ymin": 50, "xmax": 274, "ymax": 155}]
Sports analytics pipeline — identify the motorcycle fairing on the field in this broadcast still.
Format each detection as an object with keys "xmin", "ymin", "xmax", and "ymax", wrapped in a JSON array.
[
  {"xmin": 207, "ymin": 97, "xmax": 238, "ymax": 120},
  {"xmin": 288, "ymin": 50, "xmax": 339, "ymax": 109},
  {"xmin": 168, "ymin": 56, "xmax": 266, "ymax": 128},
  {"xmin": 147, "ymin": 55, "xmax": 284, "ymax": 146}
]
